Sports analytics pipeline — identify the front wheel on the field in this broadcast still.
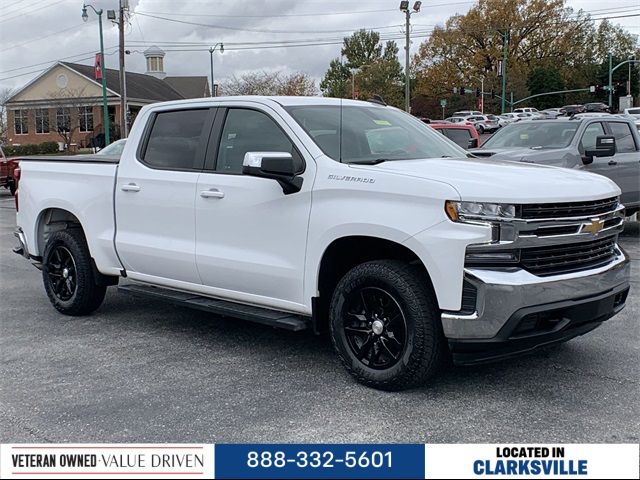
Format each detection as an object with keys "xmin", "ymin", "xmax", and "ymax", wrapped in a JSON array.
[
  {"xmin": 329, "ymin": 260, "xmax": 446, "ymax": 390},
  {"xmin": 478, "ymin": 125, "xmax": 485, "ymax": 134},
  {"xmin": 42, "ymin": 229, "xmax": 106, "ymax": 315}
]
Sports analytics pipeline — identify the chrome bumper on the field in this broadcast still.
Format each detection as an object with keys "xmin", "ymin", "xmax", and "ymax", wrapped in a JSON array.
[
  {"xmin": 13, "ymin": 227, "xmax": 30, "ymax": 259},
  {"xmin": 441, "ymin": 247, "xmax": 630, "ymax": 340}
]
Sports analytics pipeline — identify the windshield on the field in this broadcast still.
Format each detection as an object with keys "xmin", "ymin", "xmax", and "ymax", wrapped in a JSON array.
[
  {"xmin": 285, "ymin": 105, "xmax": 467, "ymax": 163},
  {"xmin": 627, "ymin": 108, "xmax": 640, "ymax": 115},
  {"xmin": 482, "ymin": 121, "xmax": 579, "ymax": 149},
  {"xmin": 98, "ymin": 139, "xmax": 126, "ymax": 156}
]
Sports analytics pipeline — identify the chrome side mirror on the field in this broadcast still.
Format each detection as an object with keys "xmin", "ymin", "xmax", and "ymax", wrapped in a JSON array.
[{"xmin": 242, "ymin": 152, "xmax": 302, "ymax": 194}]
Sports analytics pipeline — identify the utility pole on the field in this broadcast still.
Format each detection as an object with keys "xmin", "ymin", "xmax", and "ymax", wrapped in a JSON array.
[
  {"xmin": 404, "ymin": 9, "xmax": 410, "ymax": 112},
  {"xmin": 400, "ymin": 1, "xmax": 421, "ymax": 113},
  {"xmin": 500, "ymin": 30, "xmax": 509, "ymax": 114},
  {"xmin": 209, "ymin": 43, "xmax": 224, "ymax": 97}
]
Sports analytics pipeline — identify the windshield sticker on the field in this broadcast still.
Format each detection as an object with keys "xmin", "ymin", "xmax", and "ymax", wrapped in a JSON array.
[
  {"xmin": 373, "ymin": 120, "xmax": 391, "ymax": 126},
  {"xmin": 520, "ymin": 133, "xmax": 529, "ymax": 139}
]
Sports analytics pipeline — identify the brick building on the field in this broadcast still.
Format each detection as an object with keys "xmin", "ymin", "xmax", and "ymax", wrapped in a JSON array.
[{"xmin": 5, "ymin": 47, "xmax": 210, "ymax": 149}]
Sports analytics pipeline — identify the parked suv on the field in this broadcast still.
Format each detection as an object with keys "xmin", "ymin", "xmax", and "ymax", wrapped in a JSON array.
[
  {"xmin": 465, "ymin": 114, "xmax": 500, "ymax": 133},
  {"xmin": 471, "ymin": 116, "xmax": 640, "ymax": 215}
]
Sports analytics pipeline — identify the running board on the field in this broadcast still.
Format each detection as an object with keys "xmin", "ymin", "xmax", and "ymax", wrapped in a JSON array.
[{"xmin": 118, "ymin": 283, "xmax": 309, "ymax": 331}]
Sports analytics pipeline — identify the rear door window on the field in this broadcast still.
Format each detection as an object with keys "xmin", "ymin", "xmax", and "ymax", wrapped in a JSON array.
[{"xmin": 142, "ymin": 109, "xmax": 211, "ymax": 170}]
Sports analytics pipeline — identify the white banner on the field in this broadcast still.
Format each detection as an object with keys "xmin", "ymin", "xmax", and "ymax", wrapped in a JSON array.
[
  {"xmin": 424, "ymin": 444, "xmax": 639, "ymax": 479},
  {"xmin": 0, "ymin": 444, "xmax": 214, "ymax": 479}
]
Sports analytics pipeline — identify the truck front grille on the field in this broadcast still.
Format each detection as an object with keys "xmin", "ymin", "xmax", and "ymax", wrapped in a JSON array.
[
  {"xmin": 520, "ymin": 236, "xmax": 617, "ymax": 276},
  {"xmin": 520, "ymin": 197, "xmax": 619, "ymax": 219}
]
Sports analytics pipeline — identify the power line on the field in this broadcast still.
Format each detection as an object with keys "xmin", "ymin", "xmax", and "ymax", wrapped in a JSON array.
[
  {"xmin": 0, "ymin": 0, "xmax": 69, "ymax": 24},
  {"xmin": 134, "ymin": 12, "xmax": 404, "ymax": 34},
  {"xmin": 0, "ymin": 21, "xmax": 94, "ymax": 53}
]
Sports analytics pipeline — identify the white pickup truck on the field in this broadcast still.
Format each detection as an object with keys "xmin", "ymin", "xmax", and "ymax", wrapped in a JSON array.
[{"xmin": 13, "ymin": 97, "xmax": 631, "ymax": 390}]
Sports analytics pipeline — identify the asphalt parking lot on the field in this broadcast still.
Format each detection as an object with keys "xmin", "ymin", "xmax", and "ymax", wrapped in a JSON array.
[{"xmin": 0, "ymin": 190, "xmax": 638, "ymax": 444}]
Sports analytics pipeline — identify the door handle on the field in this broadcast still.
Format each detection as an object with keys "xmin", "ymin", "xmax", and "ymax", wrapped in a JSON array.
[
  {"xmin": 608, "ymin": 160, "xmax": 618, "ymax": 166},
  {"xmin": 121, "ymin": 183, "xmax": 140, "ymax": 192},
  {"xmin": 200, "ymin": 188, "xmax": 225, "ymax": 199}
]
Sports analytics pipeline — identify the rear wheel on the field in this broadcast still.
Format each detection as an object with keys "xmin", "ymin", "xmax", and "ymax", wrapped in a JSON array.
[
  {"xmin": 42, "ymin": 229, "xmax": 106, "ymax": 315},
  {"xmin": 329, "ymin": 260, "xmax": 446, "ymax": 391},
  {"xmin": 8, "ymin": 179, "xmax": 16, "ymax": 196}
]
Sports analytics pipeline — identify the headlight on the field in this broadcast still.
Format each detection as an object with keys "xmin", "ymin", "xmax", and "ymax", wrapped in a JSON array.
[{"xmin": 445, "ymin": 200, "xmax": 517, "ymax": 222}]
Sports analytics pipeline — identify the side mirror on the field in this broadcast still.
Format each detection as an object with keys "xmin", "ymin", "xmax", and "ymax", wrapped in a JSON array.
[
  {"xmin": 242, "ymin": 152, "xmax": 303, "ymax": 194},
  {"xmin": 584, "ymin": 135, "xmax": 616, "ymax": 164},
  {"xmin": 467, "ymin": 138, "xmax": 479, "ymax": 149}
]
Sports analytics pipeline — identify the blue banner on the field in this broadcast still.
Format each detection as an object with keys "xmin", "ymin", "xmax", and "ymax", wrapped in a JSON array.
[{"xmin": 214, "ymin": 444, "xmax": 425, "ymax": 479}]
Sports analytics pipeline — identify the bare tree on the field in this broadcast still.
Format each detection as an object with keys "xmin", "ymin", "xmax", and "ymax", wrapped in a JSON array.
[
  {"xmin": 222, "ymin": 71, "xmax": 317, "ymax": 96},
  {"xmin": 48, "ymin": 87, "xmax": 98, "ymax": 150},
  {"xmin": 0, "ymin": 87, "xmax": 15, "ymax": 143}
]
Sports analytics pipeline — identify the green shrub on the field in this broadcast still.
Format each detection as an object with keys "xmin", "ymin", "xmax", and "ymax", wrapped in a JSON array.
[
  {"xmin": 3, "ymin": 141, "xmax": 61, "ymax": 156},
  {"xmin": 39, "ymin": 141, "xmax": 59, "ymax": 154}
]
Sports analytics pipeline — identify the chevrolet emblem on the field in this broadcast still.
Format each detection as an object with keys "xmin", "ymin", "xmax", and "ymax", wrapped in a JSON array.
[{"xmin": 581, "ymin": 218, "xmax": 605, "ymax": 235}]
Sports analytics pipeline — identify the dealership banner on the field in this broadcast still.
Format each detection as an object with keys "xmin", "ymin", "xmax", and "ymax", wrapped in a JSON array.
[{"xmin": 0, "ymin": 443, "xmax": 638, "ymax": 479}]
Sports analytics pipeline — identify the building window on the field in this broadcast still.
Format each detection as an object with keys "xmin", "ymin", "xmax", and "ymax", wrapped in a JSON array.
[
  {"xmin": 14, "ymin": 109, "xmax": 28, "ymax": 134},
  {"xmin": 56, "ymin": 107, "xmax": 71, "ymax": 132},
  {"xmin": 79, "ymin": 106, "xmax": 93, "ymax": 132},
  {"xmin": 35, "ymin": 108, "xmax": 50, "ymax": 134}
]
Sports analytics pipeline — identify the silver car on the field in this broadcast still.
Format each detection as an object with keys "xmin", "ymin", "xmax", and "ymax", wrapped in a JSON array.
[{"xmin": 471, "ymin": 117, "xmax": 640, "ymax": 215}]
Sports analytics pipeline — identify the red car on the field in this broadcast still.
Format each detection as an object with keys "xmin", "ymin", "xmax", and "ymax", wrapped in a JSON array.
[
  {"xmin": 0, "ymin": 146, "xmax": 19, "ymax": 196},
  {"xmin": 428, "ymin": 123, "xmax": 482, "ymax": 149}
]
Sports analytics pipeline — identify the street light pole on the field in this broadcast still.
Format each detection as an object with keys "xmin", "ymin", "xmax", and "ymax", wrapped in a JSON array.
[
  {"xmin": 400, "ymin": 1, "xmax": 421, "ymax": 113},
  {"xmin": 608, "ymin": 52, "xmax": 613, "ymax": 109},
  {"xmin": 209, "ymin": 43, "xmax": 224, "ymax": 97},
  {"xmin": 82, "ymin": 4, "xmax": 110, "ymax": 146}
]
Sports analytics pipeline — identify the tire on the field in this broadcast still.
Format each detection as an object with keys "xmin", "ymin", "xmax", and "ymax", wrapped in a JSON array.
[
  {"xmin": 478, "ymin": 125, "xmax": 485, "ymax": 134},
  {"xmin": 42, "ymin": 229, "xmax": 106, "ymax": 316},
  {"xmin": 9, "ymin": 180, "xmax": 16, "ymax": 196},
  {"xmin": 329, "ymin": 260, "xmax": 446, "ymax": 391}
]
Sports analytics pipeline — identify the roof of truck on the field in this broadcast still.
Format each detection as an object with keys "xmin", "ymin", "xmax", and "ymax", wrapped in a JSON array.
[{"xmin": 145, "ymin": 96, "xmax": 389, "ymax": 109}]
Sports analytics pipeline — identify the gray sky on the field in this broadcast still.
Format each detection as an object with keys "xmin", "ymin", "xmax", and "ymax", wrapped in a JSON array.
[{"xmin": 0, "ymin": 0, "xmax": 638, "ymax": 92}]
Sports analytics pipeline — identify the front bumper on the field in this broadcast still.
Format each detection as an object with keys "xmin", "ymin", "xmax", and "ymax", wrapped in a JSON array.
[{"xmin": 442, "ymin": 248, "xmax": 630, "ymax": 365}]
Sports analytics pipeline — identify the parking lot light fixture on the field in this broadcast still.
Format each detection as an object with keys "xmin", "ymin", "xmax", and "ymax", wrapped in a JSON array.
[{"xmin": 82, "ymin": 3, "xmax": 110, "ymax": 146}]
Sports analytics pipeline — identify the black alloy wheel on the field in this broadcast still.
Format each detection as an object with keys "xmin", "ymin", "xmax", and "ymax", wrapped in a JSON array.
[
  {"xmin": 46, "ymin": 245, "xmax": 77, "ymax": 301},
  {"xmin": 343, "ymin": 287, "xmax": 407, "ymax": 370}
]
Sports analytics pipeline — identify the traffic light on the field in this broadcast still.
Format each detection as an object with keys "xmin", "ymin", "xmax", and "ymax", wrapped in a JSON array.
[
  {"xmin": 476, "ymin": 87, "xmax": 481, "ymax": 98},
  {"xmin": 460, "ymin": 86, "xmax": 466, "ymax": 95}
]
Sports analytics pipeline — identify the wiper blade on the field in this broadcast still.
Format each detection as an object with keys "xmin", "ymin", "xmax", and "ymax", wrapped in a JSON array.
[{"xmin": 348, "ymin": 158, "xmax": 388, "ymax": 165}]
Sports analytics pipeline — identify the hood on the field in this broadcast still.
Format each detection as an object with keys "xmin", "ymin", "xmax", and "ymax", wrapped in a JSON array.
[{"xmin": 350, "ymin": 157, "xmax": 620, "ymax": 203}]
